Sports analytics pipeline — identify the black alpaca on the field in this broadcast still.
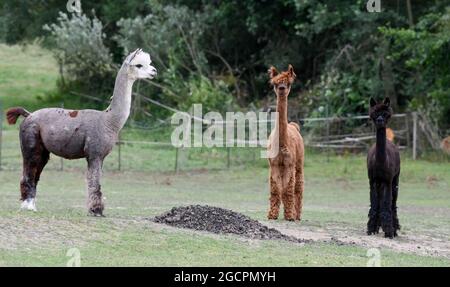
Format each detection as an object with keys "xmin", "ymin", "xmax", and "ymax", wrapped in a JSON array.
[{"xmin": 367, "ymin": 97, "xmax": 401, "ymax": 238}]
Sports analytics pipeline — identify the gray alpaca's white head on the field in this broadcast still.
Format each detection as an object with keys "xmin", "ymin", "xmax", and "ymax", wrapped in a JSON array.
[{"xmin": 123, "ymin": 48, "xmax": 157, "ymax": 80}]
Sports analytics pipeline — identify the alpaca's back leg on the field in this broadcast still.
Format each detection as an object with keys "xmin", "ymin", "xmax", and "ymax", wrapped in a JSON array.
[
  {"xmin": 268, "ymin": 176, "xmax": 281, "ymax": 220},
  {"xmin": 392, "ymin": 174, "xmax": 400, "ymax": 235},
  {"xmin": 294, "ymin": 168, "xmax": 304, "ymax": 221},
  {"xmin": 19, "ymin": 123, "xmax": 49, "ymax": 211},
  {"xmin": 282, "ymin": 173, "xmax": 296, "ymax": 221}
]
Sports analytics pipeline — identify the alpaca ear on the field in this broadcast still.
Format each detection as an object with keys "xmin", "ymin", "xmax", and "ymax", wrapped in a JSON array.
[
  {"xmin": 127, "ymin": 48, "xmax": 141, "ymax": 64},
  {"xmin": 383, "ymin": 97, "xmax": 390, "ymax": 107},
  {"xmin": 288, "ymin": 64, "xmax": 296, "ymax": 79},
  {"xmin": 268, "ymin": 66, "xmax": 278, "ymax": 79},
  {"xmin": 370, "ymin": 97, "xmax": 377, "ymax": 107}
]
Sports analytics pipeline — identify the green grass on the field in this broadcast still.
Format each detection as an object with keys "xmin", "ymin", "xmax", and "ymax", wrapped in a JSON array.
[
  {"xmin": 0, "ymin": 43, "xmax": 59, "ymax": 114},
  {"xmin": 0, "ymin": 152, "xmax": 449, "ymax": 266}
]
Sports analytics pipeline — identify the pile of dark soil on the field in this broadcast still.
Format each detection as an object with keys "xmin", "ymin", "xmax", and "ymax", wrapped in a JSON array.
[{"xmin": 153, "ymin": 205, "xmax": 304, "ymax": 243}]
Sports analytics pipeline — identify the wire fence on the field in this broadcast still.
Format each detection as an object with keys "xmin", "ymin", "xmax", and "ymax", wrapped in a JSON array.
[
  {"xmin": 0, "ymin": 96, "xmax": 443, "ymax": 173},
  {"xmin": 0, "ymin": 111, "xmax": 432, "ymax": 172}
]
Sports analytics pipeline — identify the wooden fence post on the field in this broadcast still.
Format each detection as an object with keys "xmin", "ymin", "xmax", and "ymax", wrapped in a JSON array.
[
  {"xmin": 175, "ymin": 147, "xmax": 179, "ymax": 173},
  {"xmin": 0, "ymin": 101, "xmax": 3, "ymax": 171},
  {"xmin": 118, "ymin": 135, "xmax": 122, "ymax": 171},
  {"xmin": 405, "ymin": 113, "xmax": 410, "ymax": 151},
  {"xmin": 412, "ymin": 112, "xmax": 418, "ymax": 160},
  {"xmin": 227, "ymin": 147, "xmax": 231, "ymax": 169},
  {"xmin": 60, "ymin": 103, "xmax": 64, "ymax": 171}
]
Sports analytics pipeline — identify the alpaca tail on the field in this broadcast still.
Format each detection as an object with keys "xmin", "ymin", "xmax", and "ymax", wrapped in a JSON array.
[
  {"xmin": 6, "ymin": 107, "xmax": 30, "ymax": 125},
  {"xmin": 289, "ymin": 122, "xmax": 301, "ymax": 132}
]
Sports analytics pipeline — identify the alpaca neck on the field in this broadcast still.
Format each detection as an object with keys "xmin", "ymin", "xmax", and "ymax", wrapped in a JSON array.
[
  {"xmin": 105, "ymin": 66, "xmax": 134, "ymax": 133},
  {"xmin": 275, "ymin": 94, "xmax": 289, "ymax": 146},
  {"xmin": 376, "ymin": 127, "xmax": 387, "ymax": 163}
]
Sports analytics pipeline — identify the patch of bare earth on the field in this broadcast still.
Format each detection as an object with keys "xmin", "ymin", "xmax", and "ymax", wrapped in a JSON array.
[
  {"xmin": 266, "ymin": 220, "xmax": 450, "ymax": 258},
  {"xmin": 0, "ymin": 216, "xmax": 106, "ymax": 250}
]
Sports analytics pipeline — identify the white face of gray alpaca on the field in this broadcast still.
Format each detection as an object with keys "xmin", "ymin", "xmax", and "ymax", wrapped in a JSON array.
[{"xmin": 125, "ymin": 49, "xmax": 157, "ymax": 80}]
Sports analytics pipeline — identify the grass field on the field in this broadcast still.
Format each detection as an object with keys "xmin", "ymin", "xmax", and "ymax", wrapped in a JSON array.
[
  {"xmin": 0, "ymin": 43, "xmax": 58, "ymax": 113},
  {"xmin": 0, "ymin": 44, "xmax": 449, "ymax": 267},
  {"xmin": 0, "ymin": 152, "xmax": 449, "ymax": 266}
]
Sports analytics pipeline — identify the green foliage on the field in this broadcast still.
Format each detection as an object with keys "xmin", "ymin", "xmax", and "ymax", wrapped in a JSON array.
[
  {"xmin": 43, "ymin": 12, "xmax": 113, "ymax": 79},
  {"xmin": 115, "ymin": 4, "xmax": 235, "ymax": 114},
  {"xmin": 43, "ymin": 12, "xmax": 115, "ymax": 105},
  {"xmin": 380, "ymin": 9, "xmax": 450, "ymax": 130},
  {"xmin": 1, "ymin": 0, "xmax": 449, "ymax": 131}
]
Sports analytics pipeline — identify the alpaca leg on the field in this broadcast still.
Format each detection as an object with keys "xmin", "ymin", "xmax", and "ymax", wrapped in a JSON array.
[
  {"xmin": 22, "ymin": 148, "xmax": 49, "ymax": 210},
  {"xmin": 19, "ymin": 125, "xmax": 49, "ymax": 211},
  {"xmin": 282, "ymin": 174, "xmax": 296, "ymax": 221},
  {"xmin": 20, "ymin": 167, "xmax": 37, "ymax": 211},
  {"xmin": 86, "ymin": 158, "xmax": 104, "ymax": 216},
  {"xmin": 268, "ymin": 176, "xmax": 281, "ymax": 220},
  {"xmin": 367, "ymin": 180, "xmax": 379, "ymax": 235},
  {"xmin": 380, "ymin": 182, "xmax": 394, "ymax": 238},
  {"xmin": 294, "ymin": 169, "xmax": 304, "ymax": 221},
  {"xmin": 392, "ymin": 174, "xmax": 400, "ymax": 236}
]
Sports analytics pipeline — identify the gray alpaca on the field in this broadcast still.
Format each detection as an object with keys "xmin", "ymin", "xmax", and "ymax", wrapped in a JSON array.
[{"xmin": 6, "ymin": 49, "xmax": 157, "ymax": 216}]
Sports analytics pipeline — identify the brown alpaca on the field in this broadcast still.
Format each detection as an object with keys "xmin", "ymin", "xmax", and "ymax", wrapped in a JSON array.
[
  {"xmin": 267, "ymin": 65, "xmax": 305, "ymax": 221},
  {"xmin": 386, "ymin": 128, "xmax": 395, "ymax": 142}
]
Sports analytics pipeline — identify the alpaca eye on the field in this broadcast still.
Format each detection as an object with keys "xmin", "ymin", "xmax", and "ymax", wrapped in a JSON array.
[{"xmin": 135, "ymin": 64, "xmax": 143, "ymax": 68}]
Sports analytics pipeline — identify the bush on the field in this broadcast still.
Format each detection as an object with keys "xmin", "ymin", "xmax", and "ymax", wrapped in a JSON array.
[
  {"xmin": 115, "ymin": 4, "xmax": 235, "ymax": 115},
  {"xmin": 43, "ymin": 12, "xmax": 115, "ymax": 105}
]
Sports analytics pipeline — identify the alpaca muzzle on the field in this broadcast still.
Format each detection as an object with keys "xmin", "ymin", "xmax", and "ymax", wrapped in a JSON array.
[{"xmin": 376, "ymin": 116, "xmax": 384, "ymax": 126}]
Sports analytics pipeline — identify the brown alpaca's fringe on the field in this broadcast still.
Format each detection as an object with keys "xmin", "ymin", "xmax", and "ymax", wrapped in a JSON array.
[
  {"xmin": 6, "ymin": 107, "xmax": 30, "ymax": 125},
  {"xmin": 289, "ymin": 122, "xmax": 300, "ymax": 132},
  {"xmin": 386, "ymin": 128, "xmax": 395, "ymax": 142}
]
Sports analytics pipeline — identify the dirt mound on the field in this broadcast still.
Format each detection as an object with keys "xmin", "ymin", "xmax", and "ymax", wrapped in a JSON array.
[{"xmin": 153, "ymin": 205, "xmax": 304, "ymax": 243}]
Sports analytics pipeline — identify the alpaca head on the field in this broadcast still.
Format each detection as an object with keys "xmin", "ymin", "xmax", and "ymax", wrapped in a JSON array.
[
  {"xmin": 268, "ymin": 65, "xmax": 296, "ymax": 97},
  {"xmin": 369, "ymin": 97, "xmax": 393, "ymax": 129},
  {"xmin": 123, "ymin": 48, "xmax": 157, "ymax": 80}
]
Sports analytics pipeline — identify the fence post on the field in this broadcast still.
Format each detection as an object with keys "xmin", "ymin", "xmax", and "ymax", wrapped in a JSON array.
[
  {"xmin": 174, "ymin": 147, "xmax": 179, "ymax": 173},
  {"xmin": 118, "ymin": 135, "xmax": 122, "ymax": 171},
  {"xmin": 0, "ymin": 101, "xmax": 3, "ymax": 171},
  {"xmin": 227, "ymin": 147, "xmax": 231, "ymax": 169},
  {"xmin": 412, "ymin": 112, "xmax": 418, "ymax": 160},
  {"xmin": 59, "ymin": 103, "xmax": 64, "ymax": 171},
  {"xmin": 405, "ymin": 113, "xmax": 410, "ymax": 151}
]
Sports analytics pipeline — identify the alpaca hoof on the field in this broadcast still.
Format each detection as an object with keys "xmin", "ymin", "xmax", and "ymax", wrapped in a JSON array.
[
  {"xmin": 384, "ymin": 232, "xmax": 394, "ymax": 239},
  {"xmin": 89, "ymin": 210, "xmax": 104, "ymax": 217},
  {"xmin": 20, "ymin": 198, "xmax": 37, "ymax": 212},
  {"xmin": 267, "ymin": 215, "xmax": 278, "ymax": 220},
  {"xmin": 88, "ymin": 206, "xmax": 104, "ymax": 217}
]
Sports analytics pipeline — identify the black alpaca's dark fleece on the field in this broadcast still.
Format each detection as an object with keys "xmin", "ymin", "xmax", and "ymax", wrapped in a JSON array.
[{"xmin": 367, "ymin": 97, "xmax": 401, "ymax": 239}]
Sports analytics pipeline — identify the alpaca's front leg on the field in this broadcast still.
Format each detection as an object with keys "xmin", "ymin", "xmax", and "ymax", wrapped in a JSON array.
[
  {"xmin": 86, "ymin": 158, "xmax": 104, "ymax": 217},
  {"xmin": 380, "ymin": 182, "xmax": 394, "ymax": 238},
  {"xmin": 367, "ymin": 179, "xmax": 379, "ymax": 235},
  {"xmin": 268, "ymin": 176, "xmax": 281, "ymax": 220}
]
